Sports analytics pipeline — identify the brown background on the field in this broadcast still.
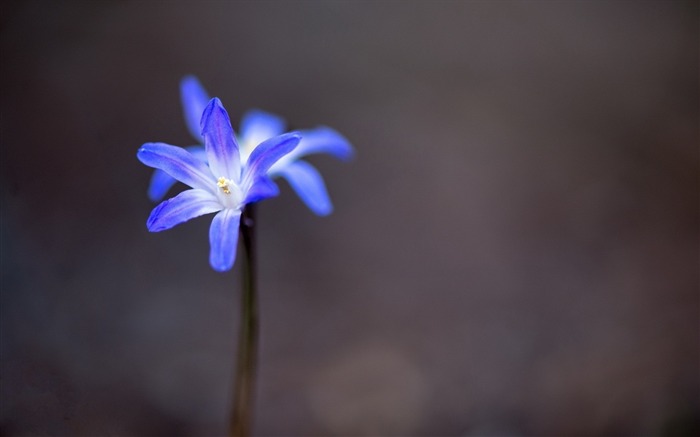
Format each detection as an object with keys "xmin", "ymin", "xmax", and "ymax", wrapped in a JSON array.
[{"xmin": 1, "ymin": 1, "xmax": 698, "ymax": 435}]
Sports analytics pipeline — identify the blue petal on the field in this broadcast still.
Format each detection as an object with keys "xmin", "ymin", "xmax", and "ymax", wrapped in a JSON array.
[
  {"xmin": 138, "ymin": 143, "xmax": 215, "ymax": 192},
  {"xmin": 276, "ymin": 160, "xmax": 333, "ymax": 216},
  {"xmin": 186, "ymin": 145, "xmax": 208, "ymax": 162},
  {"xmin": 201, "ymin": 98, "xmax": 240, "ymax": 182},
  {"xmin": 147, "ymin": 189, "xmax": 222, "ymax": 232},
  {"xmin": 147, "ymin": 169, "xmax": 177, "ymax": 202},
  {"xmin": 148, "ymin": 145, "xmax": 207, "ymax": 202},
  {"xmin": 244, "ymin": 132, "xmax": 301, "ymax": 185},
  {"xmin": 245, "ymin": 176, "xmax": 280, "ymax": 204},
  {"xmin": 180, "ymin": 76, "xmax": 210, "ymax": 142},
  {"xmin": 287, "ymin": 127, "xmax": 354, "ymax": 161},
  {"xmin": 239, "ymin": 109, "xmax": 286, "ymax": 149},
  {"xmin": 209, "ymin": 209, "xmax": 242, "ymax": 272}
]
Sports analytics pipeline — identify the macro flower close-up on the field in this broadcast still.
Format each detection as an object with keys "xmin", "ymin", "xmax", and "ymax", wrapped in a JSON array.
[
  {"xmin": 2, "ymin": 1, "xmax": 697, "ymax": 436},
  {"xmin": 148, "ymin": 76, "xmax": 354, "ymax": 216},
  {"xmin": 138, "ymin": 97, "xmax": 301, "ymax": 272}
]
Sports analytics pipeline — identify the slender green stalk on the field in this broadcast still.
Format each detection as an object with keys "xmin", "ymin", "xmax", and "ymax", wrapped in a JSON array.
[{"xmin": 230, "ymin": 204, "xmax": 259, "ymax": 437}]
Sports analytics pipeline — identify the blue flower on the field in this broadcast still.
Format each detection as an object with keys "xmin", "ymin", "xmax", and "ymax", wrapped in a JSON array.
[
  {"xmin": 148, "ymin": 76, "xmax": 353, "ymax": 216},
  {"xmin": 138, "ymin": 97, "xmax": 301, "ymax": 272}
]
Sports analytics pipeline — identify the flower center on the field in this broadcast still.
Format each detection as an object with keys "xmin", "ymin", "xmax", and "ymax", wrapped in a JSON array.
[
  {"xmin": 215, "ymin": 176, "xmax": 243, "ymax": 210},
  {"xmin": 217, "ymin": 177, "xmax": 234, "ymax": 194}
]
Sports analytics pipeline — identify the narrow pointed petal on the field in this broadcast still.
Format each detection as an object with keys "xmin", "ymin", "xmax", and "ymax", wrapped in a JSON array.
[
  {"xmin": 209, "ymin": 209, "xmax": 242, "ymax": 272},
  {"xmin": 147, "ymin": 145, "xmax": 208, "ymax": 202},
  {"xmin": 185, "ymin": 145, "xmax": 208, "ymax": 162},
  {"xmin": 245, "ymin": 176, "xmax": 280, "ymax": 204},
  {"xmin": 286, "ymin": 127, "xmax": 354, "ymax": 162},
  {"xmin": 138, "ymin": 143, "xmax": 215, "ymax": 192},
  {"xmin": 181, "ymin": 76, "xmax": 210, "ymax": 142},
  {"xmin": 245, "ymin": 132, "xmax": 301, "ymax": 184},
  {"xmin": 239, "ymin": 109, "xmax": 286, "ymax": 149},
  {"xmin": 147, "ymin": 189, "xmax": 222, "ymax": 232},
  {"xmin": 147, "ymin": 169, "xmax": 178, "ymax": 202},
  {"xmin": 277, "ymin": 160, "xmax": 333, "ymax": 216},
  {"xmin": 201, "ymin": 98, "xmax": 240, "ymax": 181}
]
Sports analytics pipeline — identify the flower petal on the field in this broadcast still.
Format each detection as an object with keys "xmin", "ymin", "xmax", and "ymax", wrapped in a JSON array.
[
  {"xmin": 138, "ymin": 143, "xmax": 215, "ymax": 192},
  {"xmin": 245, "ymin": 176, "xmax": 280, "ymax": 204},
  {"xmin": 147, "ymin": 189, "xmax": 222, "ymax": 232},
  {"xmin": 180, "ymin": 75, "xmax": 210, "ymax": 142},
  {"xmin": 147, "ymin": 145, "xmax": 208, "ymax": 202},
  {"xmin": 284, "ymin": 127, "xmax": 354, "ymax": 163},
  {"xmin": 147, "ymin": 169, "xmax": 177, "ymax": 202},
  {"xmin": 244, "ymin": 132, "xmax": 301, "ymax": 185},
  {"xmin": 239, "ymin": 109, "xmax": 286, "ymax": 150},
  {"xmin": 186, "ymin": 145, "xmax": 208, "ymax": 162},
  {"xmin": 201, "ymin": 98, "xmax": 240, "ymax": 182},
  {"xmin": 276, "ymin": 160, "xmax": 333, "ymax": 216},
  {"xmin": 209, "ymin": 209, "xmax": 242, "ymax": 272}
]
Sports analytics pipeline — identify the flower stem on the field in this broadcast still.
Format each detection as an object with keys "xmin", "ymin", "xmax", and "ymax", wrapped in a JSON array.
[{"xmin": 230, "ymin": 204, "xmax": 259, "ymax": 437}]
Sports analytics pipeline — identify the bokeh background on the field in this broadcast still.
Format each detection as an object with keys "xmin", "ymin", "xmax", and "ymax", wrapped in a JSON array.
[{"xmin": 1, "ymin": 1, "xmax": 698, "ymax": 435}]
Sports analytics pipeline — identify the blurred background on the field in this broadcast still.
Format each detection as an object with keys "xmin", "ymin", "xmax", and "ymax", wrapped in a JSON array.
[{"xmin": 1, "ymin": 1, "xmax": 698, "ymax": 435}]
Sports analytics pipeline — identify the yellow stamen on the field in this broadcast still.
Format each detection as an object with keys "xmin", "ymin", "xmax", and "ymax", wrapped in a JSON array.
[{"xmin": 217, "ymin": 177, "xmax": 231, "ymax": 194}]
